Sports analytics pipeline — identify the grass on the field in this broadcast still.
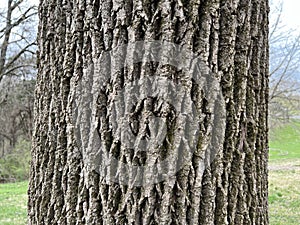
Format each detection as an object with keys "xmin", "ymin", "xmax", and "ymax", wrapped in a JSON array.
[
  {"xmin": 268, "ymin": 119, "xmax": 300, "ymax": 225},
  {"xmin": 0, "ymin": 181, "xmax": 28, "ymax": 225},
  {"xmin": 269, "ymin": 159, "xmax": 300, "ymax": 224},
  {"xmin": 0, "ymin": 120, "xmax": 299, "ymax": 224},
  {"xmin": 269, "ymin": 119, "xmax": 300, "ymax": 160}
]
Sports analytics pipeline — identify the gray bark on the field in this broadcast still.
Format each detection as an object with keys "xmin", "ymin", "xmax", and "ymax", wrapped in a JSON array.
[{"xmin": 28, "ymin": 0, "xmax": 269, "ymax": 224}]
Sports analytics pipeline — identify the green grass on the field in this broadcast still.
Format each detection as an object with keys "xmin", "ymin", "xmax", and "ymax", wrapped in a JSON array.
[
  {"xmin": 269, "ymin": 119, "xmax": 300, "ymax": 160},
  {"xmin": 269, "ymin": 119, "xmax": 300, "ymax": 225},
  {"xmin": 269, "ymin": 159, "xmax": 300, "ymax": 225},
  {"xmin": 0, "ymin": 181, "xmax": 28, "ymax": 225}
]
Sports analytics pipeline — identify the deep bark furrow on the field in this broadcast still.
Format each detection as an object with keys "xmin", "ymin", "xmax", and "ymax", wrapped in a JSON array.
[{"xmin": 29, "ymin": 0, "xmax": 269, "ymax": 224}]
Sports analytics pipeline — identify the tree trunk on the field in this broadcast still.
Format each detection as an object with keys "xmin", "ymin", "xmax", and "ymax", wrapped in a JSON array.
[{"xmin": 28, "ymin": 0, "xmax": 269, "ymax": 224}]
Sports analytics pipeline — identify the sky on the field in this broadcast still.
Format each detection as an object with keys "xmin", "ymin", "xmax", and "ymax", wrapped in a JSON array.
[{"xmin": 272, "ymin": 0, "xmax": 300, "ymax": 30}]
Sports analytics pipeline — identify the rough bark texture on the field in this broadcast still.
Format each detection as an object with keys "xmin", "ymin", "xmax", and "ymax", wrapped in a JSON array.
[{"xmin": 28, "ymin": 0, "xmax": 269, "ymax": 224}]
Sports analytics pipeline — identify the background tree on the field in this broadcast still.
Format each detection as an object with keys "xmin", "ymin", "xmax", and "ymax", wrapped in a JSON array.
[
  {"xmin": 0, "ymin": 0, "xmax": 37, "ymax": 81},
  {"xmin": 0, "ymin": 0, "xmax": 37, "ymax": 151},
  {"xmin": 269, "ymin": 0, "xmax": 300, "ymax": 126},
  {"xmin": 28, "ymin": 0, "xmax": 269, "ymax": 224},
  {"xmin": 0, "ymin": 0, "xmax": 37, "ymax": 182},
  {"xmin": 0, "ymin": 76, "xmax": 35, "ymax": 151}
]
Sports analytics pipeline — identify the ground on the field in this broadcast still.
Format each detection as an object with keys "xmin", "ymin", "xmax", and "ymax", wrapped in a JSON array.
[
  {"xmin": 268, "ymin": 119, "xmax": 300, "ymax": 224},
  {"xmin": 0, "ymin": 181, "xmax": 28, "ymax": 225}
]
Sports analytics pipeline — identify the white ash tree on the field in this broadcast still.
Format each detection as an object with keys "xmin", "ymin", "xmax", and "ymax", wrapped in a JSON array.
[{"xmin": 28, "ymin": 0, "xmax": 269, "ymax": 224}]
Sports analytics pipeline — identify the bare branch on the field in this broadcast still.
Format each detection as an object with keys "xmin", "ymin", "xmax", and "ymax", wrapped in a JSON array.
[
  {"xmin": 0, "ymin": 0, "xmax": 37, "ymax": 82},
  {"xmin": 269, "ymin": 1, "xmax": 300, "ymax": 125},
  {"xmin": 4, "ymin": 42, "xmax": 36, "ymax": 70}
]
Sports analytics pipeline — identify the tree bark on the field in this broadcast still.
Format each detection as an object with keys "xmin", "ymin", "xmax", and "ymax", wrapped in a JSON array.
[{"xmin": 28, "ymin": 0, "xmax": 269, "ymax": 224}]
